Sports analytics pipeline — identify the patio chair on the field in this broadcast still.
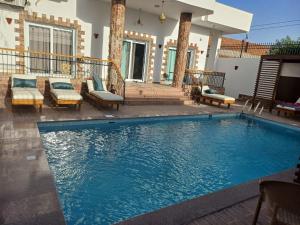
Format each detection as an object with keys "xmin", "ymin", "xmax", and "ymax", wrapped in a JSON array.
[
  {"xmin": 85, "ymin": 76, "xmax": 123, "ymax": 110},
  {"xmin": 198, "ymin": 84, "xmax": 235, "ymax": 108},
  {"xmin": 252, "ymin": 180, "xmax": 300, "ymax": 225},
  {"xmin": 276, "ymin": 98, "xmax": 300, "ymax": 117},
  {"xmin": 49, "ymin": 78, "xmax": 83, "ymax": 110},
  {"xmin": 11, "ymin": 74, "xmax": 44, "ymax": 112}
]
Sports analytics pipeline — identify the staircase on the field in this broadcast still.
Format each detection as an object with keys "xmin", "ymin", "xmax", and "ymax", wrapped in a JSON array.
[{"xmin": 125, "ymin": 82, "xmax": 193, "ymax": 106}]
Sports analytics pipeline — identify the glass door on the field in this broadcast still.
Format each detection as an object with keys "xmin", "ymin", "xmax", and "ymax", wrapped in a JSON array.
[
  {"xmin": 166, "ymin": 48, "xmax": 177, "ymax": 81},
  {"xmin": 166, "ymin": 48, "xmax": 194, "ymax": 81},
  {"xmin": 121, "ymin": 40, "xmax": 147, "ymax": 81}
]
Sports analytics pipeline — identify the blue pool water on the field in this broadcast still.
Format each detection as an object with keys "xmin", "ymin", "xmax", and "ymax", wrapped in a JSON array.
[{"xmin": 39, "ymin": 114, "xmax": 300, "ymax": 225}]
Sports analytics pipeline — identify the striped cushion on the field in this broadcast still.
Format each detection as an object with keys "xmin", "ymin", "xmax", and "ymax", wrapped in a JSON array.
[
  {"xmin": 51, "ymin": 89, "xmax": 82, "ymax": 101},
  {"xmin": 12, "ymin": 88, "xmax": 44, "ymax": 100}
]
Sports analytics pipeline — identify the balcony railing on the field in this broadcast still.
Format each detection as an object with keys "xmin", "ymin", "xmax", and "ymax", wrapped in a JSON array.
[
  {"xmin": 0, "ymin": 0, "xmax": 26, "ymax": 7},
  {"xmin": 0, "ymin": 47, "xmax": 126, "ymax": 99},
  {"xmin": 185, "ymin": 69, "xmax": 225, "ymax": 89}
]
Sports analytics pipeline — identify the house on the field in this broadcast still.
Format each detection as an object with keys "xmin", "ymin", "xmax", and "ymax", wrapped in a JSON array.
[{"xmin": 0, "ymin": 0, "xmax": 252, "ymax": 86}]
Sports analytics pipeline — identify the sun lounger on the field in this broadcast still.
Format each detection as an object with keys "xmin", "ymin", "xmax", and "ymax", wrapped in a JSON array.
[
  {"xmin": 85, "ymin": 77, "xmax": 123, "ymax": 110},
  {"xmin": 276, "ymin": 98, "xmax": 300, "ymax": 116},
  {"xmin": 199, "ymin": 85, "xmax": 235, "ymax": 108},
  {"xmin": 49, "ymin": 78, "xmax": 83, "ymax": 110},
  {"xmin": 11, "ymin": 74, "xmax": 44, "ymax": 112}
]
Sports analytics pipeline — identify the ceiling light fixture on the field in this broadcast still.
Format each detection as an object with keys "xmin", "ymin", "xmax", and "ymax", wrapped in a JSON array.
[
  {"xmin": 137, "ymin": 8, "xmax": 143, "ymax": 26},
  {"xmin": 159, "ymin": 0, "xmax": 166, "ymax": 24}
]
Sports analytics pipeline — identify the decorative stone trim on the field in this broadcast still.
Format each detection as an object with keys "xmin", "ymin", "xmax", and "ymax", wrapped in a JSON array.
[
  {"xmin": 161, "ymin": 39, "xmax": 200, "ymax": 81},
  {"xmin": 124, "ymin": 30, "xmax": 156, "ymax": 83},
  {"xmin": 14, "ymin": 10, "xmax": 85, "ymax": 56}
]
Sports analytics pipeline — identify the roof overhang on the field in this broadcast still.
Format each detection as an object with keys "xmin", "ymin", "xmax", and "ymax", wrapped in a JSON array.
[
  {"xmin": 101, "ymin": 0, "xmax": 253, "ymax": 35},
  {"xmin": 193, "ymin": 3, "xmax": 253, "ymax": 34},
  {"xmin": 102, "ymin": 0, "xmax": 215, "ymax": 18}
]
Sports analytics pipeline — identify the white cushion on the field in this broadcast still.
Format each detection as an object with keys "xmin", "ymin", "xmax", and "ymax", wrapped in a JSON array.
[
  {"xmin": 202, "ymin": 93, "xmax": 235, "ymax": 101},
  {"xmin": 296, "ymin": 98, "xmax": 300, "ymax": 104},
  {"xmin": 12, "ymin": 88, "xmax": 44, "ymax": 100},
  {"xmin": 276, "ymin": 105, "xmax": 296, "ymax": 111},
  {"xmin": 87, "ymin": 80, "xmax": 94, "ymax": 93},
  {"xmin": 11, "ymin": 74, "xmax": 37, "ymax": 87},
  {"xmin": 51, "ymin": 89, "xmax": 82, "ymax": 101},
  {"xmin": 91, "ymin": 91, "xmax": 123, "ymax": 101}
]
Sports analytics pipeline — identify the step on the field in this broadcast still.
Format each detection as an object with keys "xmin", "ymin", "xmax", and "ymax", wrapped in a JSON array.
[{"xmin": 124, "ymin": 98, "xmax": 194, "ymax": 106}]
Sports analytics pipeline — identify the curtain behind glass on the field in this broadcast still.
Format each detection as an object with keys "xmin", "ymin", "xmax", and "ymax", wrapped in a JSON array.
[
  {"xmin": 53, "ymin": 29, "xmax": 73, "ymax": 74},
  {"xmin": 29, "ymin": 26, "xmax": 50, "ymax": 73},
  {"xmin": 121, "ymin": 41, "xmax": 131, "ymax": 79}
]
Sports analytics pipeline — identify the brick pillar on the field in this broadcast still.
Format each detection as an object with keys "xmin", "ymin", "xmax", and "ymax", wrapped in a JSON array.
[
  {"xmin": 172, "ymin": 12, "xmax": 192, "ymax": 88},
  {"xmin": 108, "ymin": 0, "xmax": 126, "ymax": 69}
]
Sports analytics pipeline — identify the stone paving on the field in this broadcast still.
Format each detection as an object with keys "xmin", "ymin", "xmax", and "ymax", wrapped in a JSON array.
[{"xmin": 0, "ymin": 100, "xmax": 299, "ymax": 225}]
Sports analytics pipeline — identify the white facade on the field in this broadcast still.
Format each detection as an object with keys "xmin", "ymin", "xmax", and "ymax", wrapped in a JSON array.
[
  {"xmin": 216, "ymin": 58, "xmax": 260, "ymax": 98},
  {"xmin": 0, "ymin": 0, "xmax": 252, "ymax": 83}
]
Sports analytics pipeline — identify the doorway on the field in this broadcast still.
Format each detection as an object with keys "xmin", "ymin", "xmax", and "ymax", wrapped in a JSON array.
[
  {"xmin": 121, "ymin": 40, "xmax": 147, "ymax": 82},
  {"xmin": 166, "ymin": 47, "xmax": 194, "ymax": 81}
]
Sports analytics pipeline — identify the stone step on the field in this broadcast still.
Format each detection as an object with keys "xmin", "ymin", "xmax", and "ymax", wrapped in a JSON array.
[{"xmin": 125, "ymin": 99, "xmax": 194, "ymax": 105}]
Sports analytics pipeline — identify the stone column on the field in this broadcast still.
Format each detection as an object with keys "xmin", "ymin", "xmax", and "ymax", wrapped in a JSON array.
[
  {"xmin": 205, "ymin": 31, "xmax": 222, "ymax": 71},
  {"xmin": 172, "ymin": 12, "xmax": 192, "ymax": 88},
  {"xmin": 108, "ymin": 0, "xmax": 126, "ymax": 82}
]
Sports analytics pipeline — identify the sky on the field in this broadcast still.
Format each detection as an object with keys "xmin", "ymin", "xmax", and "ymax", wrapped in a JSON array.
[{"xmin": 217, "ymin": 0, "xmax": 300, "ymax": 43}]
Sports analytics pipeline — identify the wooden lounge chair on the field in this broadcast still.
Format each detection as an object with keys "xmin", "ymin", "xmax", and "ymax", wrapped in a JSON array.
[
  {"xmin": 49, "ymin": 78, "xmax": 83, "ymax": 110},
  {"xmin": 252, "ymin": 180, "xmax": 300, "ymax": 225},
  {"xmin": 199, "ymin": 85, "xmax": 235, "ymax": 108},
  {"xmin": 276, "ymin": 98, "xmax": 300, "ymax": 117},
  {"xmin": 85, "ymin": 78, "xmax": 123, "ymax": 110},
  {"xmin": 11, "ymin": 74, "xmax": 44, "ymax": 112}
]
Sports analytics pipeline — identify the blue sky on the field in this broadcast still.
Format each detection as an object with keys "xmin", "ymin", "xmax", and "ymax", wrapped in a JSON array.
[{"xmin": 218, "ymin": 0, "xmax": 300, "ymax": 43}]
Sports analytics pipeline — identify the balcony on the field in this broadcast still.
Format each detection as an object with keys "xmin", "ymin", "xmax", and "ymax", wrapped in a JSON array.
[{"xmin": 0, "ymin": 0, "xmax": 26, "ymax": 8}]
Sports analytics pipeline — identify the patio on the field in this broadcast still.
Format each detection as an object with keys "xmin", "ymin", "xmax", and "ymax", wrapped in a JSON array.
[{"xmin": 0, "ymin": 101, "xmax": 299, "ymax": 225}]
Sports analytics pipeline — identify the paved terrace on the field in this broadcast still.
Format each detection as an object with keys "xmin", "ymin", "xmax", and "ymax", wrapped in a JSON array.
[{"xmin": 0, "ymin": 101, "xmax": 299, "ymax": 225}]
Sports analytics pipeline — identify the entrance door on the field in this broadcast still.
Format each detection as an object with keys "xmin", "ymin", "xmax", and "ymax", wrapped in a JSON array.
[
  {"xmin": 166, "ymin": 48, "xmax": 194, "ymax": 81},
  {"xmin": 121, "ymin": 40, "xmax": 147, "ymax": 81}
]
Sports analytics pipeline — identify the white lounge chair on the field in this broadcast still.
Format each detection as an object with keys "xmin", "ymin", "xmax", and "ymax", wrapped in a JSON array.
[
  {"xmin": 11, "ymin": 74, "xmax": 44, "ymax": 112},
  {"xmin": 199, "ymin": 85, "xmax": 235, "ymax": 108},
  {"xmin": 86, "ymin": 78, "xmax": 123, "ymax": 110},
  {"xmin": 49, "ymin": 78, "xmax": 83, "ymax": 110}
]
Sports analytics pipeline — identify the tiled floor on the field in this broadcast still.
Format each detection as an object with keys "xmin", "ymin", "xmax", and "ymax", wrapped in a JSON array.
[{"xmin": 0, "ymin": 99, "xmax": 299, "ymax": 225}]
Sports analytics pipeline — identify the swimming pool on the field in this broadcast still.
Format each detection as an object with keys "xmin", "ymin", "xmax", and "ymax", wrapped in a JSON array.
[{"xmin": 38, "ymin": 114, "xmax": 300, "ymax": 225}]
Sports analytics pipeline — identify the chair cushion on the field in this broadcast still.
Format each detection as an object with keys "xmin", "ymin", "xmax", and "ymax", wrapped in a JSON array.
[
  {"xmin": 204, "ymin": 89, "xmax": 218, "ymax": 94},
  {"xmin": 13, "ymin": 78, "xmax": 37, "ymax": 88},
  {"xmin": 87, "ymin": 80, "xmax": 95, "ymax": 93},
  {"xmin": 201, "ymin": 85, "xmax": 210, "ymax": 94},
  {"xmin": 202, "ymin": 93, "xmax": 235, "ymax": 101},
  {"xmin": 93, "ymin": 75, "xmax": 105, "ymax": 91},
  {"xmin": 51, "ymin": 89, "xmax": 82, "ymax": 101},
  {"xmin": 52, "ymin": 82, "xmax": 74, "ymax": 90},
  {"xmin": 91, "ymin": 91, "xmax": 123, "ymax": 101},
  {"xmin": 12, "ymin": 88, "xmax": 44, "ymax": 100}
]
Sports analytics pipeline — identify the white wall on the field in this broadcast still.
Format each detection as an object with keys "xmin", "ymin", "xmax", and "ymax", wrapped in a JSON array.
[
  {"xmin": 0, "ymin": 0, "xmax": 212, "ymax": 83},
  {"xmin": 0, "ymin": 5, "xmax": 19, "ymax": 49},
  {"xmin": 281, "ymin": 63, "xmax": 300, "ymax": 78},
  {"xmin": 216, "ymin": 58, "xmax": 260, "ymax": 98}
]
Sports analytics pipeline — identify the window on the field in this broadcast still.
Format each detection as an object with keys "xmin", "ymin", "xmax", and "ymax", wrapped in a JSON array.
[{"xmin": 26, "ymin": 23, "xmax": 75, "ymax": 74}]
